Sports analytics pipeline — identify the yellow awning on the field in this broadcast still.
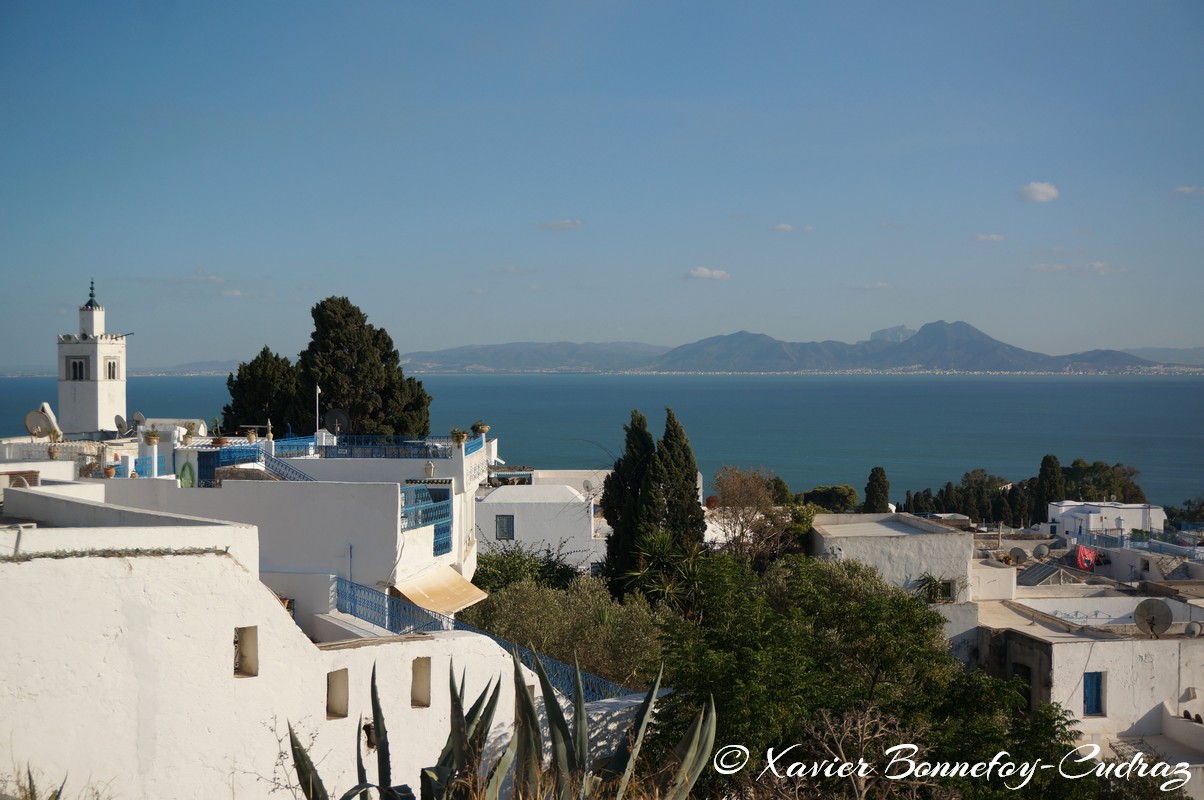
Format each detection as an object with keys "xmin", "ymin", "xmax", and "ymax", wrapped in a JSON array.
[{"xmin": 392, "ymin": 566, "xmax": 487, "ymax": 616}]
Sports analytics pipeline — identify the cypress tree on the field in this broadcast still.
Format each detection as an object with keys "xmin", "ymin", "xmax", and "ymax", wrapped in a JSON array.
[
  {"xmin": 600, "ymin": 410, "xmax": 656, "ymax": 594},
  {"xmin": 293, "ymin": 297, "xmax": 431, "ymax": 436},
  {"xmin": 864, "ymin": 466, "xmax": 891, "ymax": 513},
  {"xmin": 222, "ymin": 345, "xmax": 299, "ymax": 433},
  {"xmin": 1033, "ymin": 454, "xmax": 1066, "ymax": 523},
  {"xmin": 639, "ymin": 408, "xmax": 707, "ymax": 546}
]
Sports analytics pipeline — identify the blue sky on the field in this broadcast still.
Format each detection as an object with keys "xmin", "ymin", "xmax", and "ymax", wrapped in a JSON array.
[{"xmin": 2, "ymin": 1, "xmax": 1202, "ymax": 368}]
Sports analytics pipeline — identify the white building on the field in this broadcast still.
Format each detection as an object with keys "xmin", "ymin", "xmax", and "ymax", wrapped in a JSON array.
[
  {"xmin": 1045, "ymin": 500, "xmax": 1167, "ymax": 539},
  {"xmin": 56, "ymin": 281, "xmax": 127, "ymax": 434},
  {"xmin": 0, "ymin": 473, "xmax": 535, "ymax": 798},
  {"xmin": 477, "ymin": 483, "xmax": 606, "ymax": 573}
]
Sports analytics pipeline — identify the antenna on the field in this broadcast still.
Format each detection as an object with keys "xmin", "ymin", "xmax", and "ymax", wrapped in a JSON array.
[
  {"xmin": 24, "ymin": 410, "xmax": 53, "ymax": 437},
  {"xmin": 1033, "ymin": 544, "xmax": 1050, "ymax": 560},
  {"xmin": 582, "ymin": 479, "xmax": 595, "ymax": 494},
  {"xmin": 323, "ymin": 409, "xmax": 352, "ymax": 434},
  {"xmin": 132, "ymin": 411, "xmax": 147, "ymax": 430},
  {"xmin": 1009, "ymin": 547, "xmax": 1028, "ymax": 565},
  {"xmin": 1134, "ymin": 598, "xmax": 1173, "ymax": 639}
]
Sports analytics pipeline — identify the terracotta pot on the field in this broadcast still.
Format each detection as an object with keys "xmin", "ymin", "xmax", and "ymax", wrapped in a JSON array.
[{"xmin": 103, "ymin": 465, "xmax": 116, "ymax": 478}]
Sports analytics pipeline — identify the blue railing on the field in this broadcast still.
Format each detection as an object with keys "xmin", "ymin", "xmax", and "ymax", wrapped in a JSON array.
[
  {"xmin": 400, "ymin": 485, "xmax": 452, "ymax": 529},
  {"xmin": 321, "ymin": 435, "xmax": 455, "ymax": 460},
  {"xmin": 219, "ymin": 445, "xmax": 263, "ymax": 467},
  {"xmin": 263, "ymin": 453, "xmax": 316, "ymax": 482},
  {"xmin": 274, "ymin": 436, "xmax": 315, "ymax": 457},
  {"xmin": 434, "ymin": 521, "xmax": 452, "ymax": 556},
  {"xmin": 332, "ymin": 577, "xmax": 631, "ymax": 703},
  {"xmin": 132, "ymin": 453, "xmax": 171, "ymax": 477},
  {"xmin": 210, "ymin": 444, "xmax": 314, "ymax": 481},
  {"xmin": 464, "ymin": 437, "xmax": 483, "ymax": 456}
]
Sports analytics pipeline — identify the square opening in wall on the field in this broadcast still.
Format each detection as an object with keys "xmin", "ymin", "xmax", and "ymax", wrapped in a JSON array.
[
  {"xmin": 234, "ymin": 626, "xmax": 259, "ymax": 677},
  {"xmin": 327, "ymin": 668, "xmax": 349, "ymax": 719},
  {"xmin": 412, "ymin": 656, "xmax": 431, "ymax": 708}
]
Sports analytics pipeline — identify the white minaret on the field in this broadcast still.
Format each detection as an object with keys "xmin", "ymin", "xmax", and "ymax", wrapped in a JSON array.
[{"xmin": 57, "ymin": 281, "xmax": 127, "ymax": 433}]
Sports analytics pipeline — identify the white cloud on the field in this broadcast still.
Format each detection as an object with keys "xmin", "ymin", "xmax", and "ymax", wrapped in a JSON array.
[
  {"xmin": 166, "ymin": 268, "xmax": 224, "ymax": 285},
  {"xmin": 974, "ymin": 233, "xmax": 1005, "ymax": 242},
  {"xmin": 536, "ymin": 219, "xmax": 583, "ymax": 231},
  {"xmin": 686, "ymin": 267, "xmax": 730, "ymax": 280},
  {"xmin": 1030, "ymin": 261, "xmax": 1124, "ymax": 276},
  {"xmin": 1018, "ymin": 181, "xmax": 1060, "ymax": 203},
  {"xmin": 770, "ymin": 223, "xmax": 814, "ymax": 233},
  {"xmin": 1173, "ymin": 185, "xmax": 1203, "ymax": 195},
  {"xmin": 221, "ymin": 289, "xmax": 242, "ymax": 297}
]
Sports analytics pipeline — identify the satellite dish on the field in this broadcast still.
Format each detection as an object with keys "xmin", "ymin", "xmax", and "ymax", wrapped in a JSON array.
[
  {"xmin": 115, "ymin": 414, "xmax": 128, "ymax": 434},
  {"xmin": 324, "ymin": 409, "xmax": 352, "ymax": 434},
  {"xmin": 1186, "ymin": 622, "xmax": 1202, "ymax": 639},
  {"xmin": 133, "ymin": 411, "xmax": 147, "ymax": 429},
  {"xmin": 1034, "ymin": 544, "xmax": 1050, "ymax": 559},
  {"xmin": 1009, "ymin": 547, "xmax": 1028, "ymax": 565},
  {"xmin": 1134, "ymin": 599, "xmax": 1173, "ymax": 638},
  {"xmin": 582, "ymin": 479, "xmax": 595, "ymax": 493},
  {"xmin": 24, "ymin": 410, "xmax": 53, "ymax": 437}
]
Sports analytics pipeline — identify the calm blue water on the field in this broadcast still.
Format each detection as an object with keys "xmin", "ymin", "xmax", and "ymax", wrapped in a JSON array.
[{"xmin": 3, "ymin": 374, "xmax": 1201, "ymax": 506}]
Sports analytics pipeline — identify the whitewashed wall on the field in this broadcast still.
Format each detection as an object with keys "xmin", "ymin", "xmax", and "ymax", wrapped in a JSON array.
[{"xmin": 0, "ymin": 552, "xmax": 529, "ymax": 799}]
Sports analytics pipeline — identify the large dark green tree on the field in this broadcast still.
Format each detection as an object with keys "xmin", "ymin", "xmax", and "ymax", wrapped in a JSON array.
[
  {"xmin": 863, "ymin": 465, "xmax": 891, "ymax": 513},
  {"xmin": 638, "ymin": 408, "xmax": 706, "ymax": 545},
  {"xmin": 222, "ymin": 346, "xmax": 300, "ymax": 434},
  {"xmin": 601, "ymin": 410, "xmax": 656, "ymax": 593},
  {"xmin": 293, "ymin": 297, "xmax": 431, "ymax": 436},
  {"xmin": 1033, "ymin": 453, "xmax": 1066, "ymax": 523},
  {"xmin": 224, "ymin": 297, "xmax": 431, "ymax": 437}
]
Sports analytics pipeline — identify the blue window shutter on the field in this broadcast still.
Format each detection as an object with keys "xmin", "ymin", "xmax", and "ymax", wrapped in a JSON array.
[{"xmin": 1084, "ymin": 672, "xmax": 1103, "ymax": 715}]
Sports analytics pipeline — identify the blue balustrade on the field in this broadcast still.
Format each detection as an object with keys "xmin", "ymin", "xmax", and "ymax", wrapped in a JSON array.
[
  {"xmin": 463, "ymin": 437, "xmax": 483, "ymax": 456},
  {"xmin": 433, "ymin": 521, "xmax": 452, "ymax": 556},
  {"xmin": 134, "ymin": 456, "xmax": 152, "ymax": 476},
  {"xmin": 400, "ymin": 485, "xmax": 452, "ymax": 529},
  {"xmin": 262, "ymin": 453, "xmax": 315, "ymax": 482},
  {"xmin": 332, "ymin": 577, "xmax": 631, "ymax": 703},
  {"xmin": 273, "ymin": 436, "xmax": 315, "ymax": 457},
  {"xmin": 321, "ymin": 435, "xmax": 455, "ymax": 460}
]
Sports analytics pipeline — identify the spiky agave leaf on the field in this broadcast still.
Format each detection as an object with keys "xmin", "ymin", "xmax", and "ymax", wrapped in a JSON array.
[
  {"xmin": 662, "ymin": 695, "xmax": 717, "ymax": 800},
  {"xmin": 467, "ymin": 679, "xmax": 502, "ymax": 770},
  {"xmin": 512, "ymin": 648, "xmax": 544, "ymax": 797},
  {"xmin": 371, "ymin": 664, "xmax": 393, "ymax": 790},
  {"xmin": 531, "ymin": 651, "xmax": 576, "ymax": 800},
  {"xmin": 599, "ymin": 664, "xmax": 662, "ymax": 800},
  {"xmin": 572, "ymin": 654, "xmax": 589, "ymax": 800},
  {"xmin": 289, "ymin": 723, "xmax": 332, "ymax": 800},
  {"xmin": 483, "ymin": 727, "xmax": 519, "ymax": 800},
  {"xmin": 355, "ymin": 714, "xmax": 368, "ymax": 800}
]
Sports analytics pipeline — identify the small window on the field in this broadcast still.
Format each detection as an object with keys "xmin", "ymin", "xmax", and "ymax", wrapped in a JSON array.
[
  {"xmin": 1141, "ymin": 559, "xmax": 1151, "ymax": 573},
  {"xmin": 939, "ymin": 580, "xmax": 956, "ymax": 602},
  {"xmin": 495, "ymin": 515, "xmax": 515, "ymax": 541},
  {"xmin": 327, "ymin": 669, "xmax": 349, "ymax": 718},
  {"xmin": 1083, "ymin": 671, "xmax": 1105, "ymax": 716},
  {"xmin": 234, "ymin": 626, "xmax": 259, "ymax": 677},
  {"xmin": 106, "ymin": 359, "xmax": 119, "ymax": 380},
  {"xmin": 67, "ymin": 357, "xmax": 88, "ymax": 381},
  {"xmin": 411, "ymin": 656, "xmax": 431, "ymax": 708},
  {"xmin": 590, "ymin": 562, "xmax": 605, "ymax": 577}
]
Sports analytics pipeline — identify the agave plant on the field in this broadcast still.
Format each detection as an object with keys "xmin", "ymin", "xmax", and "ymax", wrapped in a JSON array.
[{"xmin": 290, "ymin": 649, "xmax": 716, "ymax": 800}]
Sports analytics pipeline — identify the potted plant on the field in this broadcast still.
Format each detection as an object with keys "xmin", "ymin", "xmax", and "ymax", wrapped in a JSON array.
[
  {"xmin": 144, "ymin": 426, "xmax": 161, "ymax": 446},
  {"xmin": 183, "ymin": 421, "xmax": 196, "ymax": 446},
  {"xmin": 450, "ymin": 427, "xmax": 468, "ymax": 446},
  {"xmin": 103, "ymin": 455, "xmax": 118, "ymax": 479},
  {"xmin": 471, "ymin": 420, "xmax": 490, "ymax": 437},
  {"xmin": 246, "ymin": 427, "xmax": 258, "ymax": 443},
  {"xmin": 47, "ymin": 430, "xmax": 62, "ymax": 460}
]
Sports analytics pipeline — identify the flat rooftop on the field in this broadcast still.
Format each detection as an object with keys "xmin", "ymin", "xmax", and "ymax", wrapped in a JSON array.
[{"xmin": 813, "ymin": 513, "xmax": 962, "ymax": 538}]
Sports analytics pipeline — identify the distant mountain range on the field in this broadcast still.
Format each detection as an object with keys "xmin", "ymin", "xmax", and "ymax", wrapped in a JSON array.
[
  {"xmin": 2, "ymin": 326, "xmax": 1197, "ymax": 376},
  {"xmin": 398, "ymin": 321, "xmax": 1195, "ymax": 374}
]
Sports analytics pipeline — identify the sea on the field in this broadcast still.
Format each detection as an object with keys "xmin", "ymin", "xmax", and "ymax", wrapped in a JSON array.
[{"xmin": 2, "ymin": 373, "xmax": 1202, "ymax": 507}]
